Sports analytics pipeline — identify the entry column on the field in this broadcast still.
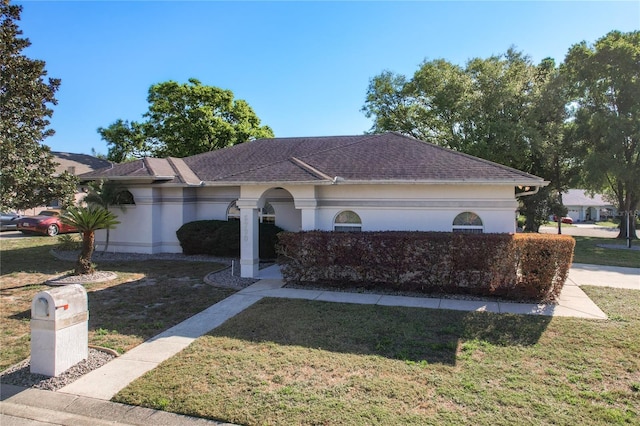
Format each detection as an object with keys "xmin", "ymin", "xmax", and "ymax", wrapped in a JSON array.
[
  {"xmin": 236, "ymin": 199, "xmax": 259, "ymax": 278},
  {"xmin": 296, "ymin": 198, "xmax": 318, "ymax": 231}
]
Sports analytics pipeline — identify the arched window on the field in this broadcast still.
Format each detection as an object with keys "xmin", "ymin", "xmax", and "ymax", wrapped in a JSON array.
[
  {"xmin": 452, "ymin": 212, "xmax": 483, "ymax": 234},
  {"xmin": 227, "ymin": 200, "xmax": 275, "ymax": 223},
  {"xmin": 113, "ymin": 190, "xmax": 135, "ymax": 205},
  {"xmin": 334, "ymin": 210, "xmax": 362, "ymax": 232},
  {"xmin": 260, "ymin": 202, "xmax": 275, "ymax": 224}
]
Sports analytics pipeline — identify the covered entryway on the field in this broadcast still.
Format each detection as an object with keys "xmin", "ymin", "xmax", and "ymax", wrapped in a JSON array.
[{"xmin": 237, "ymin": 185, "xmax": 318, "ymax": 278}]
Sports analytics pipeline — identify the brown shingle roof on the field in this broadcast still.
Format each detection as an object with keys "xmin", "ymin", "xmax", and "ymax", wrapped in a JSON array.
[
  {"xmin": 52, "ymin": 152, "xmax": 112, "ymax": 176},
  {"xmin": 80, "ymin": 133, "xmax": 545, "ymax": 185}
]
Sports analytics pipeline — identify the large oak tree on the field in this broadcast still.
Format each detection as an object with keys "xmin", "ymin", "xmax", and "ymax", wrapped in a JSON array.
[
  {"xmin": 0, "ymin": 0, "xmax": 77, "ymax": 211},
  {"xmin": 99, "ymin": 78, "xmax": 274, "ymax": 161},
  {"xmin": 363, "ymin": 49, "xmax": 574, "ymax": 231}
]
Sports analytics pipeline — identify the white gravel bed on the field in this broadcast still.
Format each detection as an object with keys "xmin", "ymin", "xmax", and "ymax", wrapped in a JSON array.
[
  {"xmin": 51, "ymin": 249, "xmax": 233, "ymax": 264},
  {"xmin": 0, "ymin": 348, "xmax": 115, "ymax": 391}
]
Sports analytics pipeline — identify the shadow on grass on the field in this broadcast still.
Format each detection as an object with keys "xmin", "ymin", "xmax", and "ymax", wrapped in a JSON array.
[
  {"xmin": 208, "ymin": 298, "xmax": 551, "ymax": 366},
  {"xmin": 0, "ymin": 238, "xmax": 74, "ymax": 279},
  {"xmin": 1, "ymin": 242, "xmax": 234, "ymax": 355}
]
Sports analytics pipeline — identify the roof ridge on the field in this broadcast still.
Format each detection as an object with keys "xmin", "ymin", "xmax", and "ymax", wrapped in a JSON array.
[
  {"xmin": 198, "ymin": 135, "xmax": 378, "ymax": 182},
  {"xmin": 389, "ymin": 131, "xmax": 542, "ymax": 180},
  {"xmin": 289, "ymin": 157, "xmax": 333, "ymax": 181},
  {"xmin": 167, "ymin": 157, "xmax": 202, "ymax": 185},
  {"xmin": 293, "ymin": 133, "xmax": 380, "ymax": 162}
]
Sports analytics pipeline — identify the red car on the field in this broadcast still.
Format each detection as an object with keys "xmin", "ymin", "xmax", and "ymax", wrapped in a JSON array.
[
  {"xmin": 17, "ymin": 210, "xmax": 77, "ymax": 236},
  {"xmin": 553, "ymin": 215, "xmax": 574, "ymax": 224}
]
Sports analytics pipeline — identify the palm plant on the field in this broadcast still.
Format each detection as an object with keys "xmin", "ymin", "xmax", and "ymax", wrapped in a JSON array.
[
  {"xmin": 83, "ymin": 180, "xmax": 130, "ymax": 252},
  {"xmin": 60, "ymin": 206, "xmax": 120, "ymax": 275}
]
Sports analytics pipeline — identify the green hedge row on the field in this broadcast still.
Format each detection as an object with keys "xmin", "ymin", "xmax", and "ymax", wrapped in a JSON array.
[
  {"xmin": 277, "ymin": 231, "xmax": 575, "ymax": 302},
  {"xmin": 176, "ymin": 220, "xmax": 283, "ymax": 259}
]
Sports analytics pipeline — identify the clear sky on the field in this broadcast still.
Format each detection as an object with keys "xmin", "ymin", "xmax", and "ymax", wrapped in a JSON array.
[{"xmin": 14, "ymin": 1, "xmax": 640, "ymax": 156}]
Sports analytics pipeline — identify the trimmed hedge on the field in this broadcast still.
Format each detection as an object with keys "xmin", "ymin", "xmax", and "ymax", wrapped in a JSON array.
[
  {"xmin": 277, "ymin": 231, "xmax": 575, "ymax": 302},
  {"xmin": 177, "ymin": 220, "xmax": 283, "ymax": 259}
]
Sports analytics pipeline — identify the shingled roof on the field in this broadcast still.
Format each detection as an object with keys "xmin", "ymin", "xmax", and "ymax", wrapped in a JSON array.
[
  {"xmin": 80, "ymin": 132, "xmax": 546, "ymax": 186},
  {"xmin": 52, "ymin": 152, "xmax": 111, "ymax": 176}
]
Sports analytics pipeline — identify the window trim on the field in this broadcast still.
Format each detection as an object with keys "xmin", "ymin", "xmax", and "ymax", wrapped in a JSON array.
[
  {"xmin": 227, "ymin": 200, "xmax": 275, "ymax": 223},
  {"xmin": 452, "ymin": 211, "xmax": 484, "ymax": 234},
  {"xmin": 333, "ymin": 210, "xmax": 362, "ymax": 232}
]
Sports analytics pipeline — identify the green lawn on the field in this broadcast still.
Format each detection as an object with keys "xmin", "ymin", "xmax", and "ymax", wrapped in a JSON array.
[
  {"xmin": 573, "ymin": 236, "xmax": 640, "ymax": 268},
  {"xmin": 115, "ymin": 288, "xmax": 640, "ymax": 425},
  {"xmin": 2, "ymin": 235, "xmax": 639, "ymax": 425},
  {"xmin": 0, "ymin": 235, "xmax": 233, "ymax": 371}
]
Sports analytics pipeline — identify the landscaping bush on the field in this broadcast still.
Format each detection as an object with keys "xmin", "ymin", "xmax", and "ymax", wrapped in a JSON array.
[
  {"xmin": 176, "ymin": 220, "xmax": 283, "ymax": 259},
  {"xmin": 277, "ymin": 231, "xmax": 575, "ymax": 302}
]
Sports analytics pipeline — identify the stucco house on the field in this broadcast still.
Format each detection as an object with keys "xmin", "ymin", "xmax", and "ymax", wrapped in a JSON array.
[
  {"xmin": 562, "ymin": 189, "xmax": 617, "ymax": 222},
  {"xmin": 20, "ymin": 152, "xmax": 112, "ymax": 216},
  {"xmin": 80, "ymin": 132, "xmax": 547, "ymax": 278}
]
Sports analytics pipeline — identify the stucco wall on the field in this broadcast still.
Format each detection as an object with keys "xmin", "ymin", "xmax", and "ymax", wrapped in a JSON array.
[
  {"xmin": 96, "ymin": 182, "xmax": 519, "ymax": 254},
  {"xmin": 312, "ymin": 184, "xmax": 517, "ymax": 233}
]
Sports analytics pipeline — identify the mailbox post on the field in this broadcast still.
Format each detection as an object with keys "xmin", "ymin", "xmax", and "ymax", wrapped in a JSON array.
[{"xmin": 30, "ymin": 284, "xmax": 89, "ymax": 376}]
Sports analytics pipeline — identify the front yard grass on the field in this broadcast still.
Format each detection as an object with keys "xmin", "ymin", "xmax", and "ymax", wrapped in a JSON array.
[
  {"xmin": 0, "ymin": 235, "xmax": 233, "ymax": 371},
  {"xmin": 573, "ymin": 236, "xmax": 640, "ymax": 268},
  {"xmin": 115, "ymin": 288, "xmax": 640, "ymax": 425}
]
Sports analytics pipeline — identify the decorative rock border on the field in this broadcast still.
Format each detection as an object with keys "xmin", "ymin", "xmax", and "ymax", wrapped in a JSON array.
[
  {"xmin": 88, "ymin": 345, "xmax": 120, "ymax": 357},
  {"xmin": 46, "ymin": 271, "xmax": 118, "ymax": 286}
]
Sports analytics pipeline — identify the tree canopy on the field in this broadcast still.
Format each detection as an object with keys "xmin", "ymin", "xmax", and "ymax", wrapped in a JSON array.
[
  {"xmin": 98, "ymin": 78, "xmax": 274, "ymax": 161},
  {"xmin": 363, "ymin": 49, "xmax": 573, "ymax": 231},
  {"xmin": 362, "ymin": 32, "xmax": 639, "ymax": 237},
  {"xmin": 564, "ymin": 30, "xmax": 640, "ymax": 238},
  {"xmin": 0, "ymin": 0, "xmax": 77, "ymax": 211}
]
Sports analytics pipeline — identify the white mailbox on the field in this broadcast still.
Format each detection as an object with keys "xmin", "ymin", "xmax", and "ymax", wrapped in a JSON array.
[{"xmin": 30, "ymin": 284, "xmax": 89, "ymax": 376}]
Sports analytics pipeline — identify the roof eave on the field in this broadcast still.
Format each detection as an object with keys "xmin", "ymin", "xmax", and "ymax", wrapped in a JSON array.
[{"xmin": 79, "ymin": 176, "xmax": 176, "ymax": 184}]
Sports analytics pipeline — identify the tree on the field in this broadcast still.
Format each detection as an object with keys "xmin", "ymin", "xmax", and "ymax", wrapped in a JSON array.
[
  {"xmin": 0, "ymin": 1, "xmax": 78, "ymax": 211},
  {"xmin": 97, "ymin": 119, "xmax": 150, "ymax": 163},
  {"xmin": 83, "ymin": 179, "xmax": 130, "ymax": 252},
  {"xmin": 98, "ymin": 78, "xmax": 274, "ymax": 161},
  {"xmin": 60, "ymin": 205, "xmax": 120, "ymax": 275},
  {"xmin": 362, "ymin": 49, "xmax": 560, "ymax": 230},
  {"xmin": 564, "ymin": 31, "xmax": 640, "ymax": 239},
  {"xmin": 527, "ymin": 59, "xmax": 580, "ymax": 234}
]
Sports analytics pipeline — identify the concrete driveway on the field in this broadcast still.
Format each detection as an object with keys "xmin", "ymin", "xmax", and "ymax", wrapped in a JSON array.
[
  {"xmin": 0, "ymin": 230, "xmax": 28, "ymax": 239},
  {"xmin": 539, "ymin": 224, "xmax": 621, "ymax": 238}
]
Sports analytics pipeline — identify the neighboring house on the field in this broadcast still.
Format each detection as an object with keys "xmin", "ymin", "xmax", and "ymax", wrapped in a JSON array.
[
  {"xmin": 562, "ymin": 189, "xmax": 617, "ymax": 222},
  {"xmin": 80, "ymin": 132, "xmax": 547, "ymax": 278},
  {"xmin": 20, "ymin": 152, "xmax": 112, "ymax": 216}
]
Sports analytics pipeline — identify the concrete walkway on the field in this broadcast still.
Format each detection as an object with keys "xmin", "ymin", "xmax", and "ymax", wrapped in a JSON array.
[
  {"xmin": 568, "ymin": 263, "xmax": 639, "ymax": 290},
  {"xmin": 2, "ymin": 263, "xmax": 638, "ymax": 425}
]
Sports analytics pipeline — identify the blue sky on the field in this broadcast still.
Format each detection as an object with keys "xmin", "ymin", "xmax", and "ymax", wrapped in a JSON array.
[{"xmin": 15, "ymin": 1, "xmax": 640, "ymax": 156}]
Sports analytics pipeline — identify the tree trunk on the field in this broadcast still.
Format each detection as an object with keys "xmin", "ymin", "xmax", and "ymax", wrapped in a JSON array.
[
  {"xmin": 615, "ymin": 193, "xmax": 638, "ymax": 240},
  {"xmin": 102, "ymin": 228, "xmax": 110, "ymax": 253},
  {"xmin": 616, "ymin": 212, "xmax": 638, "ymax": 240},
  {"xmin": 75, "ymin": 231, "xmax": 95, "ymax": 275}
]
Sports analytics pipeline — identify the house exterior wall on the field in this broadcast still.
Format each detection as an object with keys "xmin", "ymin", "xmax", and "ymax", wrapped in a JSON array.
[
  {"xmin": 311, "ymin": 184, "xmax": 517, "ymax": 233},
  {"xmin": 95, "ymin": 182, "xmax": 519, "ymax": 254}
]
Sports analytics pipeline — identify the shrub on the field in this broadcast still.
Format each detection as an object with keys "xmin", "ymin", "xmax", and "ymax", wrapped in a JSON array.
[
  {"xmin": 57, "ymin": 234, "xmax": 82, "ymax": 251},
  {"xmin": 277, "ymin": 231, "xmax": 575, "ymax": 303},
  {"xmin": 176, "ymin": 220, "xmax": 283, "ymax": 259}
]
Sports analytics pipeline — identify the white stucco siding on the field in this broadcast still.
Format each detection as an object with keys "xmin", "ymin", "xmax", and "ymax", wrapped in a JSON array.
[
  {"xmin": 96, "ymin": 187, "xmax": 158, "ymax": 253},
  {"xmin": 195, "ymin": 187, "xmax": 240, "ymax": 220},
  {"xmin": 96, "ymin": 181, "xmax": 520, "ymax": 255},
  {"xmin": 270, "ymin": 201, "xmax": 301, "ymax": 231},
  {"xmin": 313, "ymin": 184, "xmax": 518, "ymax": 233}
]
